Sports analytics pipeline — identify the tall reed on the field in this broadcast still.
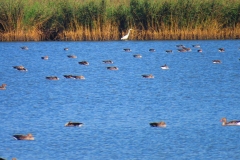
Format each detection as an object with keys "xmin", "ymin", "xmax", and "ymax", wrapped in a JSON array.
[{"xmin": 0, "ymin": 0, "xmax": 239, "ymax": 41}]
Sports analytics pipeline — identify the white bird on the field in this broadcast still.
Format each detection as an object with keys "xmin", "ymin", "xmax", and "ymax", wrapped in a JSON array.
[{"xmin": 121, "ymin": 29, "xmax": 133, "ymax": 40}]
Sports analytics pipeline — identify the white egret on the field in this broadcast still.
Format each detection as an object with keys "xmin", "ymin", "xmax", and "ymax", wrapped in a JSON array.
[{"xmin": 121, "ymin": 29, "xmax": 133, "ymax": 40}]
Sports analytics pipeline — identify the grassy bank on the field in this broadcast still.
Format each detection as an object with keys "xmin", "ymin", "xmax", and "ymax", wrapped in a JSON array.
[{"xmin": 0, "ymin": 0, "xmax": 239, "ymax": 41}]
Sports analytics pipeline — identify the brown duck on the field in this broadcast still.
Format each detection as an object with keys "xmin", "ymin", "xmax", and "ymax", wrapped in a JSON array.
[
  {"xmin": 221, "ymin": 117, "xmax": 240, "ymax": 126},
  {"xmin": 13, "ymin": 66, "xmax": 27, "ymax": 71},
  {"xmin": 46, "ymin": 76, "xmax": 59, "ymax": 80},
  {"xmin": 142, "ymin": 74, "xmax": 154, "ymax": 78},
  {"xmin": 0, "ymin": 84, "xmax": 6, "ymax": 90},
  {"xmin": 13, "ymin": 133, "xmax": 34, "ymax": 140},
  {"xmin": 149, "ymin": 121, "xmax": 166, "ymax": 128}
]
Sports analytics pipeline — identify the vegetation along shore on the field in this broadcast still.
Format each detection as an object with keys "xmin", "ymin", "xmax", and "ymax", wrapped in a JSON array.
[{"xmin": 0, "ymin": 0, "xmax": 239, "ymax": 41}]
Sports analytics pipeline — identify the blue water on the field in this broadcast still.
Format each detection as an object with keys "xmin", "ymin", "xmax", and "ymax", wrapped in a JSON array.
[{"xmin": 0, "ymin": 40, "xmax": 240, "ymax": 160}]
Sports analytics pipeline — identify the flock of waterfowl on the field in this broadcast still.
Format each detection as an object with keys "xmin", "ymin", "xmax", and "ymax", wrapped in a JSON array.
[
  {"xmin": 1, "ymin": 42, "xmax": 240, "ymax": 160},
  {"xmin": 1, "ymin": 43, "xmax": 239, "ymax": 148}
]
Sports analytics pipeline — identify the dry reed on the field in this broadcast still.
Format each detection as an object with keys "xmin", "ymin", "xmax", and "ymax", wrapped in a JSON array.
[{"xmin": 0, "ymin": 0, "xmax": 239, "ymax": 41}]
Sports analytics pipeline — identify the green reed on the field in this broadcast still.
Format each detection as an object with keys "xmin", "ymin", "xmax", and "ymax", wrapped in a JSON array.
[{"xmin": 0, "ymin": 0, "xmax": 239, "ymax": 41}]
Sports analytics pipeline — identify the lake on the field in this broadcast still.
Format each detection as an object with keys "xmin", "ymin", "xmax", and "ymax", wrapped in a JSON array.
[{"xmin": 0, "ymin": 40, "xmax": 240, "ymax": 160}]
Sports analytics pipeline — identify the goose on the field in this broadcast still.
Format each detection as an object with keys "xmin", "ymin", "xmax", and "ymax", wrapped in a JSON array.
[
  {"xmin": 220, "ymin": 117, "xmax": 240, "ymax": 126},
  {"xmin": 13, "ymin": 133, "xmax": 34, "ymax": 140},
  {"xmin": 121, "ymin": 29, "xmax": 132, "ymax": 40},
  {"xmin": 150, "ymin": 121, "xmax": 166, "ymax": 128},
  {"xmin": 65, "ymin": 121, "xmax": 83, "ymax": 127}
]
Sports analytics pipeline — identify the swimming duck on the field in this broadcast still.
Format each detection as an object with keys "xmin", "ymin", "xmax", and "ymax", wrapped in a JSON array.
[
  {"xmin": 72, "ymin": 75, "xmax": 85, "ymax": 79},
  {"xmin": 102, "ymin": 60, "xmax": 113, "ymax": 64},
  {"xmin": 150, "ymin": 121, "xmax": 166, "ymax": 128},
  {"xmin": 41, "ymin": 56, "xmax": 48, "ymax": 60},
  {"xmin": 13, "ymin": 66, "xmax": 28, "ymax": 71},
  {"xmin": 0, "ymin": 84, "xmax": 6, "ymax": 90},
  {"xmin": 220, "ymin": 117, "xmax": 240, "ymax": 126},
  {"xmin": 149, "ymin": 49, "xmax": 155, "ymax": 52},
  {"xmin": 212, "ymin": 60, "xmax": 221, "ymax": 64},
  {"xmin": 123, "ymin": 48, "xmax": 131, "ymax": 52},
  {"xmin": 192, "ymin": 44, "xmax": 200, "ymax": 48},
  {"xmin": 63, "ymin": 75, "xmax": 85, "ymax": 79},
  {"xmin": 197, "ymin": 49, "xmax": 203, "ymax": 52},
  {"xmin": 161, "ymin": 64, "xmax": 169, "ymax": 70},
  {"xmin": 0, "ymin": 158, "xmax": 16, "ymax": 160},
  {"xmin": 166, "ymin": 50, "xmax": 173, "ymax": 53},
  {"xmin": 13, "ymin": 133, "xmax": 34, "ymax": 140},
  {"xmin": 133, "ymin": 54, "xmax": 142, "ymax": 58},
  {"xmin": 20, "ymin": 46, "xmax": 28, "ymax": 50},
  {"xmin": 64, "ymin": 48, "xmax": 69, "ymax": 51},
  {"xmin": 63, "ymin": 75, "xmax": 73, "ymax": 79},
  {"xmin": 78, "ymin": 61, "xmax": 89, "ymax": 65},
  {"xmin": 46, "ymin": 76, "xmax": 59, "ymax": 80},
  {"xmin": 13, "ymin": 66, "xmax": 24, "ymax": 69},
  {"xmin": 107, "ymin": 66, "xmax": 119, "ymax": 70},
  {"xmin": 178, "ymin": 48, "xmax": 187, "ymax": 52},
  {"xmin": 218, "ymin": 48, "xmax": 225, "ymax": 52},
  {"xmin": 142, "ymin": 74, "xmax": 154, "ymax": 78},
  {"xmin": 65, "ymin": 121, "xmax": 83, "ymax": 127},
  {"xmin": 182, "ymin": 46, "xmax": 191, "ymax": 52},
  {"xmin": 176, "ymin": 45, "xmax": 184, "ymax": 48},
  {"xmin": 67, "ymin": 55, "xmax": 77, "ymax": 58}
]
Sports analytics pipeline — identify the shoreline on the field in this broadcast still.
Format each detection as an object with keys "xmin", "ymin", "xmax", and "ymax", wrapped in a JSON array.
[{"xmin": 1, "ymin": 28, "xmax": 239, "ymax": 41}]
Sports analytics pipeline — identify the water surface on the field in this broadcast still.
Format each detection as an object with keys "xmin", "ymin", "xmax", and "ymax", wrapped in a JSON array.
[{"xmin": 0, "ymin": 40, "xmax": 240, "ymax": 160}]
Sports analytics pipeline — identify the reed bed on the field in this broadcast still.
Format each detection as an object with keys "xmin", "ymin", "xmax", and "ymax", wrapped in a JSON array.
[{"xmin": 0, "ymin": 0, "xmax": 239, "ymax": 41}]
